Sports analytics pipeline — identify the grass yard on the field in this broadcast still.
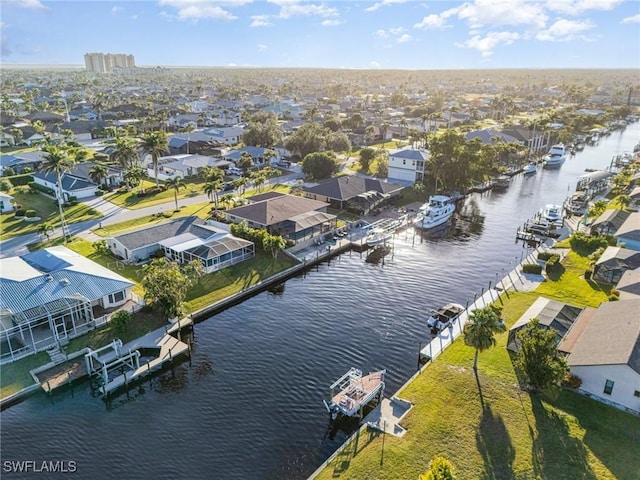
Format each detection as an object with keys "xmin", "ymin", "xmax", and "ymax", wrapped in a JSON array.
[
  {"xmin": 0, "ymin": 191, "xmax": 103, "ymax": 240},
  {"xmin": 314, "ymin": 291, "xmax": 640, "ymax": 480},
  {"xmin": 0, "ymin": 352, "xmax": 49, "ymax": 400},
  {"xmin": 105, "ymin": 179, "xmax": 207, "ymax": 209}
]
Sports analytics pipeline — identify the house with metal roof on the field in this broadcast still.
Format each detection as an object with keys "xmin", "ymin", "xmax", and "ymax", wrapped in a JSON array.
[
  {"xmin": 593, "ymin": 246, "xmax": 640, "ymax": 284},
  {"xmin": 0, "ymin": 247, "xmax": 136, "ymax": 363},
  {"xmin": 558, "ymin": 299, "xmax": 640, "ymax": 414},
  {"xmin": 202, "ymin": 126, "xmax": 245, "ymax": 146},
  {"xmin": 225, "ymin": 192, "xmax": 336, "ymax": 244},
  {"xmin": 108, "ymin": 216, "xmax": 254, "ymax": 273},
  {"xmin": 302, "ymin": 176, "xmax": 403, "ymax": 214}
]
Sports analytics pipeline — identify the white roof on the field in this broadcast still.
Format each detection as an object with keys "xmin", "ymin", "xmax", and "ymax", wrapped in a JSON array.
[{"xmin": 1, "ymin": 257, "xmax": 42, "ymax": 281}]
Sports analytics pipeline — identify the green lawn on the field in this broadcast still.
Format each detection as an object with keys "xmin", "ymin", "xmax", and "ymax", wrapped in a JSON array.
[
  {"xmin": 314, "ymin": 249, "xmax": 636, "ymax": 480},
  {"xmin": 0, "ymin": 191, "xmax": 103, "ymax": 240},
  {"xmin": 0, "ymin": 352, "xmax": 49, "ymax": 400},
  {"xmin": 314, "ymin": 291, "xmax": 640, "ymax": 480},
  {"xmin": 105, "ymin": 179, "xmax": 208, "ymax": 209}
]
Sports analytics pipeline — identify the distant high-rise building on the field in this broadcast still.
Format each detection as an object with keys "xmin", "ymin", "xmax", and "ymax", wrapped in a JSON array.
[{"xmin": 84, "ymin": 53, "xmax": 135, "ymax": 73}]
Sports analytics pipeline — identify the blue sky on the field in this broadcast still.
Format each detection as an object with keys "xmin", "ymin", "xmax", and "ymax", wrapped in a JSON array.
[{"xmin": 1, "ymin": 0, "xmax": 639, "ymax": 68}]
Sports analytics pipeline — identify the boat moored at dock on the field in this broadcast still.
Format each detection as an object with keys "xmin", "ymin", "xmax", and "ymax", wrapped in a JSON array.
[
  {"xmin": 523, "ymin": 162, "xmax": 538, "ymax": 175},
  {"xmin": 413, "ymin": 195, "xmax": 456, "ymax": 230},
  {"xmin": 324, "ymin": 368, "xmax": 386, "ymax": 419},
  {"xmin": 543, "ymin": 144, "xmax": 567, "ymax": 168},
  {"xmin": 426, "ymin": 303, "xmax": 465, "ymax": 333}
]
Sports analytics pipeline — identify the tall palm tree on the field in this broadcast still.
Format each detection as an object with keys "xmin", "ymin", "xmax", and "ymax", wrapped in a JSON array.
[
  {"xmin": 88, "ymin": 163, "xmax": 109, "ymax": 187},
  {"xmin": 463, "ymin": 306, "xmax": 506, "ymax": 372},
  {"xmin": 123, "ymin": 164, "xmax": 145, "ymax": 191},
  {"xmin": 39, "ymin": 144, "xmax": 76, "ymax": 244},
  {"xmin": 165, "ymin": 177, "xmax": 186, "ymax": 211},
  {"xmin": 37, "ymin": 222, "xmax": 53, "ymax": 240},
  {"xmin": 109, "ymin": 136, "xmax": 140, "ymax": 189},
  {"xmin": 141, "ymin": 131, "xmax": 168, "ymax": 187},
  {"xmin": 399, "ymin": 117, "xmax": 408, "ymax": 139}
]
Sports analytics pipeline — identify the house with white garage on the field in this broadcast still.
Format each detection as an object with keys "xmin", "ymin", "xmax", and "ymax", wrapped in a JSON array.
[
  {"xmin": 558, "ymin": 299, "xmax": 640, "ymax": 414},
  {"xmin": 108, "ymin": 216, "xmax": 254, "ymax": 272},
  {"xmin": 203, "ymin": 126, "xmax": 245, "ymax": 146},
  {"xmin": 0, "ymin": 247, "xmax": 136, "ymax": 363},
  {"xmin": 32, "ymin": 171, "xmax": 99, "ymax": 200},
  {"xmin": 387, "ymin": 147, "xmax": 428, "ymax": 184}
]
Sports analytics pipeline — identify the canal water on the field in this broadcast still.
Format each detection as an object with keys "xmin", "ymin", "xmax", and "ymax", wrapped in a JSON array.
[{"xmin": 1, "ymin": 123, "xmax": 638, "ymax": 480}]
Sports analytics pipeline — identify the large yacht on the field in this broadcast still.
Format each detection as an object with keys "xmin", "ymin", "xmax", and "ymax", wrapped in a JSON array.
[
  {"xmin": 413, "ymin": 195, "xmax": 456, "ymax": 230},
  {"xmin": 543, "ymin": 144, "xmax": 567, "ymax": 168}
]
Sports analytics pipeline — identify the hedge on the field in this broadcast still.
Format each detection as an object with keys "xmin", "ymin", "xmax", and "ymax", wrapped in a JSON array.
[
  {"xmin": 522, "ymin": 263, "xmax": 543, "ymax": 274},
  {"xmin": 545, "ymin": 254, "xmax": 561, "ymax": 274},
  {"xmin": 8, "ymin": 174, "xmax": 33, "ymax": 187},
  {"xmin": 537, "ymin": 251, "xmax": 554, "ymax": 261},
  {"xmin": 28, "ymin": 182, "xmax": 55, "ymax": 195},
  {"xmin": 569, "ymin": 232, "xmax": 617, "ymax": 254}
]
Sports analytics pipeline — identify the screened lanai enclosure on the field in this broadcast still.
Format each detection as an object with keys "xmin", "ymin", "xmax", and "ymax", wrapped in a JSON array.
[{"xmin": 0, "ymin": 294, "xmax": 94, "ymax": 364}]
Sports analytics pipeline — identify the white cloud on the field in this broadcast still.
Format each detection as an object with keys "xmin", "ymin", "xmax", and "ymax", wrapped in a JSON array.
[
  {"xmin": 546, "ymin": 0, "xmax": 622, "ymax": 15},
  {"xmin": 3, "ymin": 0, "xmax": 47, "ymax": 10},
  {"xmin": 250, "ymin": 15, "xmax": 273, "ymax": 27},
  {"xmin": 257, "ymin": 44, "xmax": 268, "ymax": 51},
  {"xmin": 456, "ymin": 0, "xmax": 547, "ymax": 29},
  {"xmin": 456, "ymin": 31, "xmax": 520, "ymax": 57},
  {"xmin": 536, "ymin": 18, "xmax": 594, "ymax": 41},
  {"xmin": 111, "ymin": 6, "xmax": 122, "ymax": 14},
  {"xmin": 268, "ymin": 0, "xmax": 338, "ymax": 19},
  {"xmin": 375, "ymin": 29, "xmax": 389, "ymax": 39},
  {"xmin": 321, "ymin": 19, "xmax": 342, "ymax": 26},
  {"xmin": 131, "ymin": 14, "xmax": 139, "ymax": 20},
  {"xmin": 158, "ymin": 1, "xmax": 251, "ymax": 21},
  {"xmin": 365, "ymin": 0, "xmax": 407, "ymax": 12},
  {"xmin": 376, "ymin": 26, "xmax": 408, "ymax": 43},
  {"xmin": 414, "ymin": 14, "xmax": 448, "ymax": 30},
  {"xmin": 370, "ymin": 61, "xmax": 381, "ymax": 68},
  {"xmin": 397, "ymin": 33, "xmax": 411, "ymax": 43},
  {"xmin": 621, "ymin": 13, "xmax": 640, "ymax": 24}
]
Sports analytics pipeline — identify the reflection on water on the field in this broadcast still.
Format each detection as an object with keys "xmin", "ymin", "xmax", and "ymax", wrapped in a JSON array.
[{"xmin": 0, "ymin": 122, "xmax": 638, "ymax": 480}]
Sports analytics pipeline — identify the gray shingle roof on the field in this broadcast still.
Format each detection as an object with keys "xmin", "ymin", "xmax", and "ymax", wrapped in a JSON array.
[
  {"xmin": 389, "ymin": 148, "xmax": 429, "ymax": 161},
  {"xmin": 112, "ymin": 216, "xmax": 203, "ymax": 250},
  {"xmin": 33, "ymin": 172, "xmax": 97, "ymax": 191},
  {"xmin": 226, "ymin": 193, "xmax": 328, "ymax": 226},
  {"xmin": 302, "ymin": 176, "xmax": 403, "ymax": 201}
]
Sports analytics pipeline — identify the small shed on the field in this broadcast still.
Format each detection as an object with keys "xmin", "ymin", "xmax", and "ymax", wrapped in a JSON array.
[{"xmin": 507, "ymin": 297, "xmax": 583, "ymax": 352}]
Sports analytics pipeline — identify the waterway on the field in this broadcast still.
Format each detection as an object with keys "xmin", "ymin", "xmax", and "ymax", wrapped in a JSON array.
[{"xmin": 1, "ymin": 122, "xmax": 638, "ymax": 480}]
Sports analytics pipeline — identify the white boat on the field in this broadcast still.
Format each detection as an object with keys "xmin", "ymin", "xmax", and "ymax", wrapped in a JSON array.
[
  {"xmin": 324, "ymin": 368, "xmax": 386, "ymax": 419},
  {"xmin": 413, "ymin": 195, "xmax": 456, "ymax": 230},
  {"xmin": 523, "ymin": 162, "xmax": 537, "ymax": 175},
  {"xmin": 366, "ymin": 227, "xmax": 393, "ymax": 247},
  {"xmin": 492, "ymin": 175, "xmax": 510, "ymax": 191},
  {"xmin": 543, "ymin": 144, "xmax": 567, "ymax": 168},
  {"xmin": 540, "ymin": 204, "xmax": 563, "ymax": 224},
  {"xmin": 426, "ymin": 303, "xmax": 465, "ymax": 332}
]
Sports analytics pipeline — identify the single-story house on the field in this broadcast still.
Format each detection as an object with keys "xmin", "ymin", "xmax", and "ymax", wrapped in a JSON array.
[
  {"xmin": 108, "ymin": 216, "xmax": 254, "ymax": 272},
  {"xmin": 593, "ymin": 246, "xmax": 640, "ymax": 284},
  {"xmin": 223, "ymin": 146, "xmax": 276, "ymax": 168},
  {"xmin": 614, "ymin": 212, "xmax": 640, "ymax": 251},
  {"xmin": 0, "ymin": 192, "xmax": 15, "ymax": 213},
  {"xmin": 302, "ymin": 176, "xmax": 404, "ymax": 214},
  {"xmin": 387, "ymin": 147, "xmax": 428, "ymax": 184},
  {"xmin": 627, "ymin": 186, "xmax": 640, "ymax": 212},
  {"xmin": 465, "ymin": 128, "xmax": 521, "ymax": 146},
  {"xmin": 0, "ymin": 247, "xmax": 136, "ymax": 363},
  {"xmin": 202, "ymin": 126, "xmax": 245, "ymax": 146},
  {"xmin": 615, "ymin": 268, "xmax": 640, "ymax": 300},
  {"xmin": 558, "ymin": 299, "xmax": 640, "ymax": 414},
  {"xmin": 69, "ymin": 161, "xmax": 123, "ymax": 188},
  {"xmin": 225, "ymin": 192, "xmax": 336, "ymax": 244},
  {"xmin": 148, "ymin": 154, "xmax": 231, "ymax": 181},
  {"xmin": 0, "ymin": 150, "xmax": 46, "ymax": 174},
  {"xmin": 507, "ymin": 297, "xmax": 583, "ymax": 352},
  {"xmin": 168, "ymin": 132, "xmax": 223, "ymax": 155},
  {"xmin": 590, "ymin": 209, "xmax": 630, "ymax": 236},
  {"xmin": 32, "ymin": 171, "xmax": 98, "ymax": 200}
]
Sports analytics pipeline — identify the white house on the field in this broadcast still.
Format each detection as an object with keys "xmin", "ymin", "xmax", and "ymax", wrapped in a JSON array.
[
  {"xmin": 0, "ymin": 247, "xmax": 136, "ymax": 363},
  {"xmin": 146, "ymin": 154, "xmax": 230, "ymax": 181},
  {"xmin": 387, "ymin": 147, "xmax": 428, "ymax": 184},
  {"xmin": 558, "ymin": 299, "xmax": 640, "ymax": 414},
  {"xmin": 203, "ymin": 126, "xmax": 245, "ymax": 146},
  {"xmin": 0, "ymin": 192, "xmax": 15, "ymax": 213},
  {"xmin": 32, "ymin": 172, "xmax": 99, "ymax": 200}
]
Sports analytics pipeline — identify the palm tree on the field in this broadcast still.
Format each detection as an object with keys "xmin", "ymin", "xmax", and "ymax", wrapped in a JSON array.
[
  {"xmin": 463, "ymin": 306, "xmax": 506, "ymax": 372},
  {"xmin": 141, "ymin": 131, "xmax": 168, "ymax": 187},
  {"xmin": 123, "ymin": 164, "xmax": 145, "ymax": 191},
  {"xmin": 364, "ymin": 125, "xmax": 376, "ymax": 146},
  {"xmin": 37, "ymin": 222, "xmax": 53, "ymax": 240},
  {"xmin": 165, "ymin": 177, "xmax": 186, "ymax": 211},
  {"xmin": 203, "ymin": 179, "xmax": 223, "ymax": 209},
  {"xmin": 109, "ymin": 136, "xmax": 140, "ymax": 189},
  {"xmin": 39, "ymin": 144, "xmax": 76, "ymax": 244},
  {"xmin": 399, "ymin": 117, "xmax": 408, "ymax": 139},
  {"xmin": 88, "ymin": 164, "xmax": 109, "ymax": 187}
]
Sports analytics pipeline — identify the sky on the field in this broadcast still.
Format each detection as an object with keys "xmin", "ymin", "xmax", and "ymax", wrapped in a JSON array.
[{"xmin": 1, "ymin": 0, "xmax": 639, "ymax": 69}]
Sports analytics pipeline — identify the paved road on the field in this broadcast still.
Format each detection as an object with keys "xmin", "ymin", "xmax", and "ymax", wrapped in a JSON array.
[{"xmin": 0, "ymin": 169, "xmax": 307, "ymax": 258}]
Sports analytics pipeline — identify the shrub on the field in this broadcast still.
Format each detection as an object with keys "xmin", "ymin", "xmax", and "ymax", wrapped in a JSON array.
[
  {"xmin": 151, "ymin": 248, "xmax": 165, "ymax": 258},
  {"xmin": 608, "ymin": 294, "xmax": 620, "ymax": 301},
  {"xmin": 3, "ymin": 167, "xmax": 16, "ymax": 177},
  {"xmin": 522, "ymin": 263, "xmax": 543, "ymax": 274},
  {"xmin": 28, "ymin": 182, "xmax": 55, "ymax": 195},
  {"xmin": 564, "ymin": 373, "xmax": 583, "ymax": 389},
  {"xmin": 110, "ymin": 310, "xmax": 132, "ymax": 333},
  {"xmin": 545, "ymin": 254, "xmax": 561, "ymax": 274},
  {"xmin": 86, "ymin": 208, "xmax": 97, "ymax": 215},
  {"xmin": 95, "ymin": 189, "xmax": 105, "ymax": 196},
  {"xmin": 569, "ymin": 232, "xmax": 616, "ymax": 254},
  {"xmin": 584, "ymin": 269, "xmax": 592, "ymax": 280},
  {"xmin": 7, "ymin": 173, "xmax": 33, "ymax": 186},
  {"xmin": 25, "ymin": 210, "xmax": 37, "ymax": 218},
  {"xmin": 537, "ymin": 251, "xmax": 554, "ymax": 261},
  {"xmin": 0, "ymin": 178, "xmax": 12, "ymax": 192}
]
